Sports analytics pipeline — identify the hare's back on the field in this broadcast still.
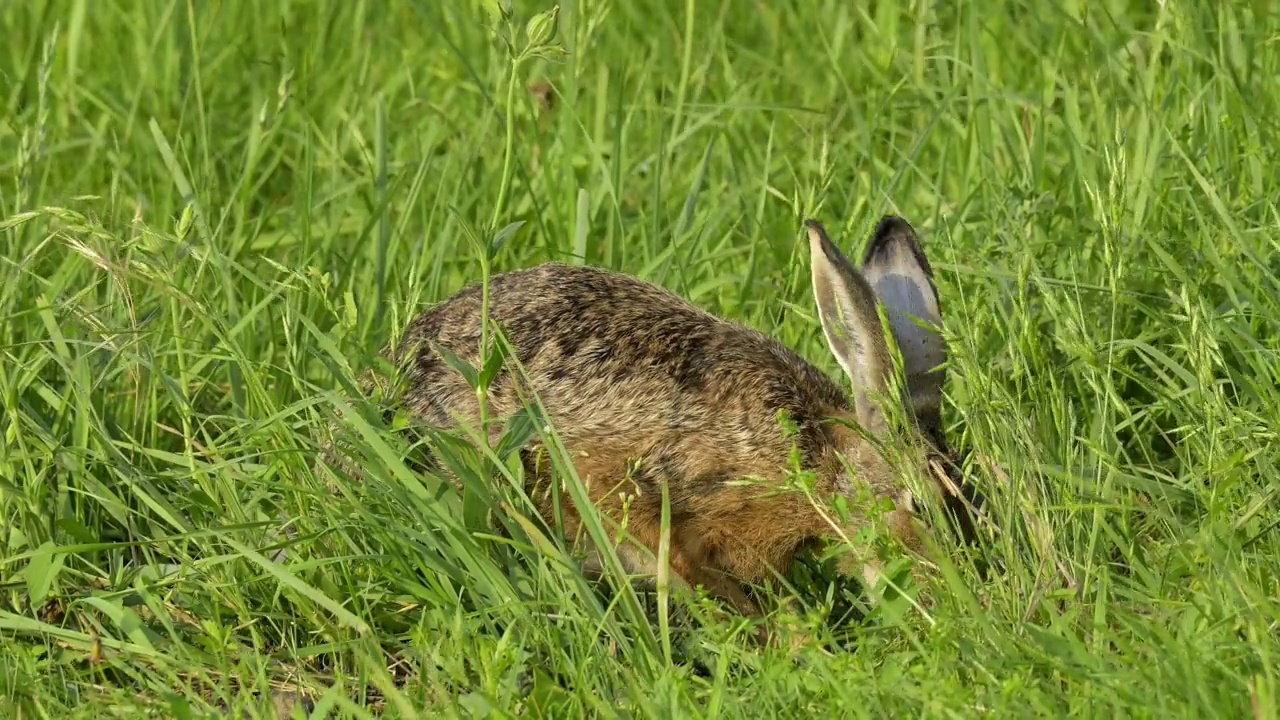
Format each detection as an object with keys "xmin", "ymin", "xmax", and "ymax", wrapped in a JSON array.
[{"xmin": 403, "ymin": 263, "xmax": 849, "ymax": 460}]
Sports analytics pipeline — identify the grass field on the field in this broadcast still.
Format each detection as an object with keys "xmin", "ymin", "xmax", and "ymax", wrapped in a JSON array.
[{"xmin": 2, "ymin": 0, "xmax": 1279, "ymax": 717}]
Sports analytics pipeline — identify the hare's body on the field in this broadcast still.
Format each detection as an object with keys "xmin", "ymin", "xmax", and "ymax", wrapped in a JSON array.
[
  {"xmin": 337, "ymin": 217, "xmax": 965, "ymax": 621},
  {"xmin": 398, "ymin": 262, "xmax": 904, "ymax": 608}
]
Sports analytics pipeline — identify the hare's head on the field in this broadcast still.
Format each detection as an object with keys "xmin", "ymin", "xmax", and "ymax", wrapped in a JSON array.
[{"xmin": 805, "ymin": 217, "xmax": 974, "ymax": 553}]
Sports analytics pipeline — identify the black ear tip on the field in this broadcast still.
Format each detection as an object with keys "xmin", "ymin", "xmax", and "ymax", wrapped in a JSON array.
[
  {"xmin": 803, "ymin": 218, "xmax": 833, "ymax": 250},
  {"xmin": 873, "ymin": 215, "xmax": 917, "ymax": 241},
  {"xmin": 863, "ymin": 214, "xmax": 931, "ymax": 271}
]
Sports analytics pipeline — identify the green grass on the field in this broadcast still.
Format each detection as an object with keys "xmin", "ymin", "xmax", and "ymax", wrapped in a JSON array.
[{"xmin": 2, "ymin": 0, "xmax": 1279, "ymax": 717}]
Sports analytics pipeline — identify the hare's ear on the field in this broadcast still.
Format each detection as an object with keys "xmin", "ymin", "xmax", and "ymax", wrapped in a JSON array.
[
  {"xmin": 860, "ymin": 216, "xmax": 946, "ymax": 434},
  {"xmin": 805, "ymin": 219, "xmax": 895, "ymax": 434}
]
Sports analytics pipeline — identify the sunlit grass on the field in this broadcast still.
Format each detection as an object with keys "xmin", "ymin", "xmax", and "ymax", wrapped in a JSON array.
[{"xmin": 1, "ymin": 0, "xmax": 1278, "ymax": 717}]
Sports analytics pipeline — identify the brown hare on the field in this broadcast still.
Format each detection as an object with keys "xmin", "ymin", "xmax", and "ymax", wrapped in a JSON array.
[{"xmin": 326, "ymin": 216, "xmax": 972, "ymax": 628}]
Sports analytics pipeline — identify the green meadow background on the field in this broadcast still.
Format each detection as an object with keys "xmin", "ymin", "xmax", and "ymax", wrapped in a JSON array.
[{"xmin": 2, "ymin": 0, "xmax": 1278, "ymax": 717}]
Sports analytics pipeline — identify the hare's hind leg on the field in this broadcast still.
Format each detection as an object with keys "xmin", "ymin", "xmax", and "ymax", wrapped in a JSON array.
[
  {"xmin": 666, "ymin": 553, "xmax": 761, "ymax": 619},
  {"xmin": 590, "ymin": 534, "xmax": 761, "ymax": 619},
  {"xmin": 594, "ymin": 525, "xmax": 765, "ymax": 622}
]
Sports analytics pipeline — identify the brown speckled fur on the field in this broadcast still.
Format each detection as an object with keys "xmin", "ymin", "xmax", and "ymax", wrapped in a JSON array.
[{"xmin": 325, "ymin": 216, "xmax": 968, "ymax": 623}]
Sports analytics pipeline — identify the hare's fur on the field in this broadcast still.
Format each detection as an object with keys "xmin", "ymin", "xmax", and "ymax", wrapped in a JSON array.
[{"xmin": 326, "ymin": 216, "xmax": 965, "ymax": 620}]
